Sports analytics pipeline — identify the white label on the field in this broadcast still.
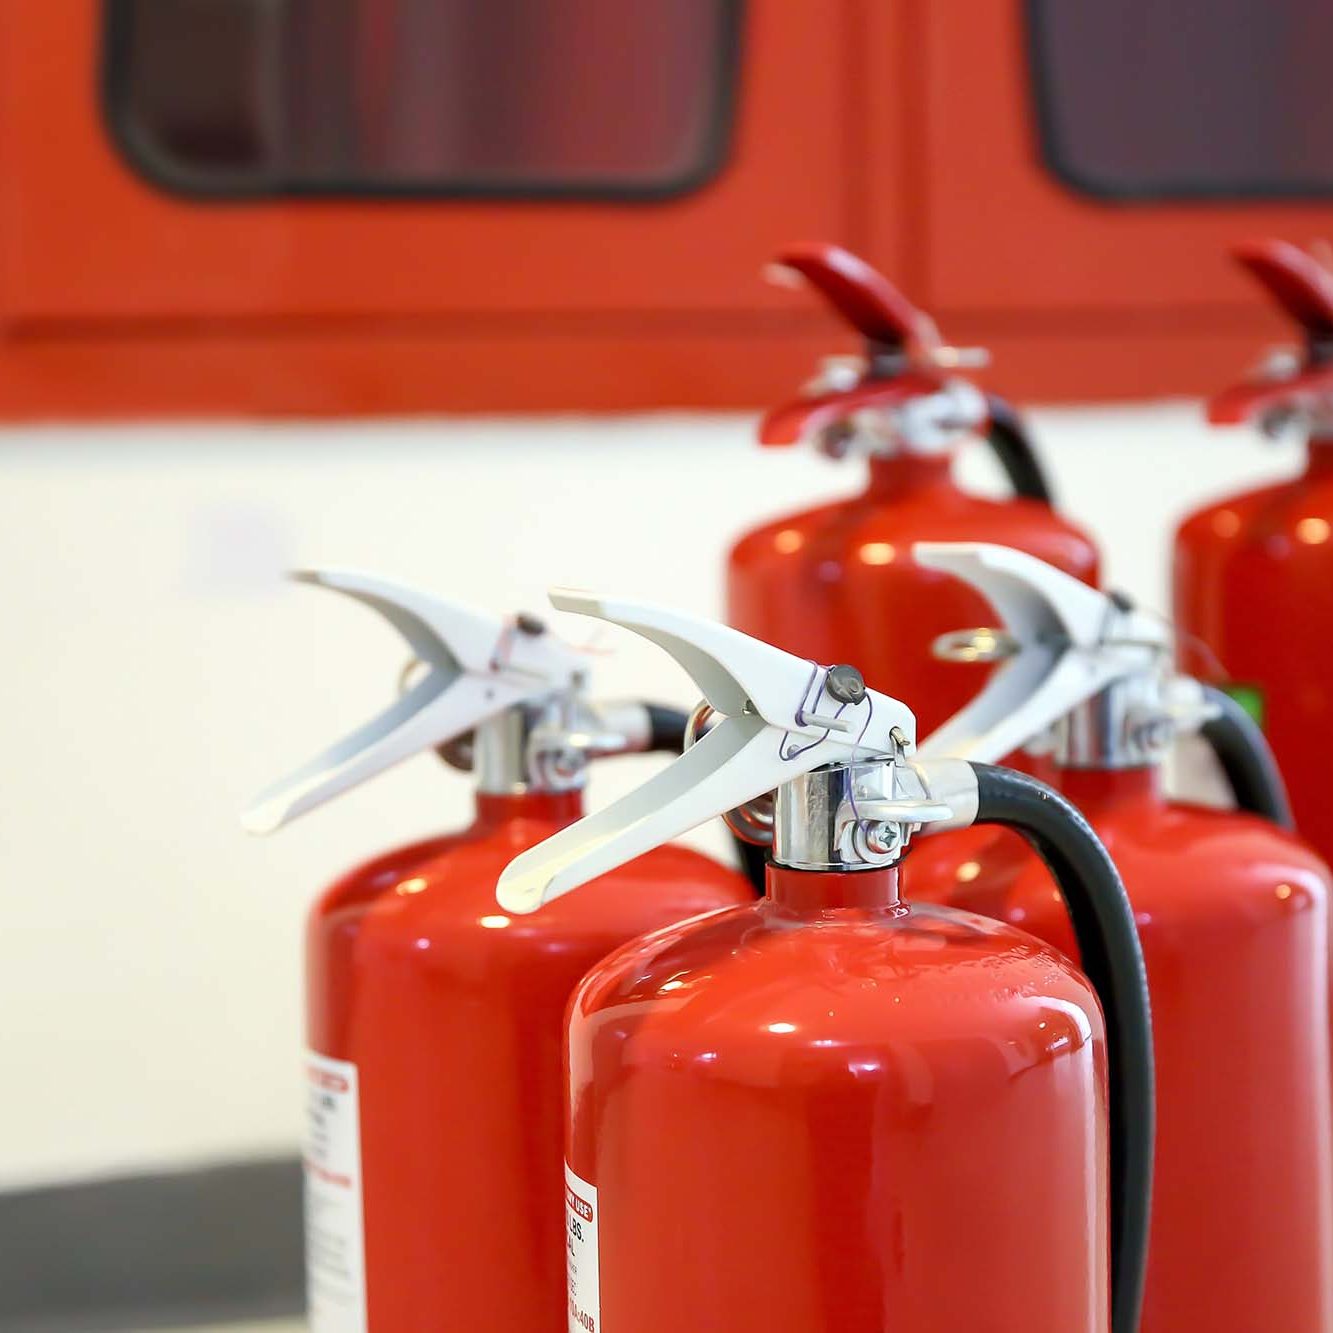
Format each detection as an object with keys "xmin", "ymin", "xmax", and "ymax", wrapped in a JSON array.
[
  {"xmin": 304, "ymin": 1052, "xmax": 367, "ymax": 1333},
  {"xmin": 565, "ymin": 1163, "xmax": 601, "ymax": 1333}
]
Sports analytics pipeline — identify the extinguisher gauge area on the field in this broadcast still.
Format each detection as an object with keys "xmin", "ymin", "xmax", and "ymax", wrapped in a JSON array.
[
  {"xmin": 495, "ymin": 588, "xmax": 1152, "ymax": 1333},
  {"xmin": 496, "ymin": 590, "xmax": 993, "ymax": 915}
]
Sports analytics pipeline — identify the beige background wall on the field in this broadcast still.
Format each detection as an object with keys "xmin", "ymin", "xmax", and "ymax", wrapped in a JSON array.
[{"xmin": 0, "ymin": 404, "xmax": 1297, "ymax": 1187}]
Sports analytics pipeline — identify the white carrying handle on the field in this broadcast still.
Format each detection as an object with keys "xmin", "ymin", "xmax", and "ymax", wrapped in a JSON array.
[
  {"xmin": 914, "ymin": 543, "xmax": 1167, "ymax": 764},
  {"xmin": 242, "ymin": 569, "xmax": 584, "ymax": 834},
  {"xmin": 496, "ymin": 590, "xmax": 917, "ymax": 914}
]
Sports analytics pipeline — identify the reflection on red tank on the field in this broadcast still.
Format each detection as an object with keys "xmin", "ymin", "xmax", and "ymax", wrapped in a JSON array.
[
  {"xmin": 566, "ymin": 862, "xmax": 1110, "ymax": 1333},
  {"xmin": 906, "ymin": 766, "xmax": 1333, "ymax": 1333},
  {"xmin": 1177, "ymin": 237, "xmax": 1333, "ymax": 868},
  {"xmin": 1175, "ymin": 444, "xmax": 1333, "ymax": 865},
  {"xmin": 307, "ymin": 789, "xmax": 751, "ymax": 1333}
]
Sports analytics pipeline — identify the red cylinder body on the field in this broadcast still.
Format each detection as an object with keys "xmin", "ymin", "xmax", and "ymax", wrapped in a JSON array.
[
  {"xmin": 565, "ymin": 861, "xmax": 1111, "ymax": 1332},
  {"xmin": 907, "ymin": 766, "xmax": 1333, "ymax": 1333},
  {"xmin": 1174, "ymin": 441, "xmax": 1333, "ymax": 865},
  {"xmin": 305, "ymin": 788, "xmax": 752, "ymax": 1333},
  {"xmin": 727, "ymin": 453, "xmax": 1100, "ymax": 736}
]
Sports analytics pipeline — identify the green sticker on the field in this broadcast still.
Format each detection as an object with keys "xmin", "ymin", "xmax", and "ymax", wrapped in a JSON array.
[{"xmin": 1223, "ymin": 683, "xmax": 1265, "ymax": 729}]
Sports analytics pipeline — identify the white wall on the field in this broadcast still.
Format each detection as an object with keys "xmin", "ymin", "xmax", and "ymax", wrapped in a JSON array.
[{"xmin": 0, "ymin": 404, "xmax": 1304, "ymax": 1188}]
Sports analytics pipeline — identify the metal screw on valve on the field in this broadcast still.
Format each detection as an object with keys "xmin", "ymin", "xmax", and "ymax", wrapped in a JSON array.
[{"xmin": 854, "ymin": 818, "xmax": 903, "ymax": 862}]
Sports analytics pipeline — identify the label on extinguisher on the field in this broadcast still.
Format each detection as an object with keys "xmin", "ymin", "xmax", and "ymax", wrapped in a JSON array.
[
  {"xmin": 565, "ymin": 1163, "xmax": 600, "ymax": 1332},
  {"xmin": 303, "ymin": 1051, "xmax": 367, "ymax": 1333}
]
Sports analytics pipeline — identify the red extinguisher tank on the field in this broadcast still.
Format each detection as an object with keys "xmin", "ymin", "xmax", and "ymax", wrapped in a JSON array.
[
  {"xmin": 908, "ymin": 542, "xmax": 1333, "ymax": 1333},
  {"xmin": 1175, "ymin": 238, "xmax": 1333, "ymax": 866},
  {"xmin": 910, "ymin": 770, "xmax": 1333, "ymax": 1333},
  {"xmin": 497, "ymin": 589, "xmax": 1155, "ymax": 1333},
  {"xmin": 305, "ymin": 790, "xmax": 746, "ymax": 1333},
  {"xmin": 246, "ymin": 571, "xmax": 752, "ymax": 1333},
  {"xmin": 565, "ymin": 864, "xmax": 1110, "ymax": 1330},
  {"xmin": 727, "ymin": 243, "xmax": 1099, "ymax": 737}
]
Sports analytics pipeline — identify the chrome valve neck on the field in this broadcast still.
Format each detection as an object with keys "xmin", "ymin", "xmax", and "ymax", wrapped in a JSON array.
[
  {"xmin": 772, "ymin": 755, "xmax": 960, "ymax": 873},
  {"xmin": 449, "ymin": 693, "xmax": 653, "ymax": 796},
  {"xmin": 1053, "ymin": 677, "xmax": 1172, "ymax": 771}
]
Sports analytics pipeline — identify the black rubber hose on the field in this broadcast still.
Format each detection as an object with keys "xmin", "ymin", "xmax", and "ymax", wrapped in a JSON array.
[
  {"xmin": 642, "ymin": 704, "xmax": 691, "ymax": 754},
  {"xmin": 1199, "ymin": 685, "xmax": 1294, "ymax": 830},
  {"xmin": 970, "ymin": 763, "xmax": 1153, "ymax": 1333},
  {"xmin": 985, "ymin": 394, "xmax": 1055, "ymax": 504},
  {"xmin": 732, "ymin": 836, "xmax": 768, "ymax": 896}
]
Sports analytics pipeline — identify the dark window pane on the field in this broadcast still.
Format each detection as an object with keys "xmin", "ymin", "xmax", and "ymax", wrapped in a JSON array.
[
  {"xmin": 1028, "ymin": 0, "xmax": 1333, "ymax": 198},
  {"xmin": 106, "ymin": 0, "xmax": 740, "ymax": 197}
]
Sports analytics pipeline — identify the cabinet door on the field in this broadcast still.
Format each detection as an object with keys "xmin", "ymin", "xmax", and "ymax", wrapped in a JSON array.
[
  {"xmin": 910, "ymin": 0, "xmax": 1333, "ymax": 319},
  {"xmin": 0, "ymin": 0, "xmax": 855, "ymax": 324}
]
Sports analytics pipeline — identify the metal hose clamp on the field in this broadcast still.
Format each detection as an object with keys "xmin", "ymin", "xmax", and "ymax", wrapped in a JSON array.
[{"xmin": 684, "ymin": 700, "xmax": 775, "ymax": 847}]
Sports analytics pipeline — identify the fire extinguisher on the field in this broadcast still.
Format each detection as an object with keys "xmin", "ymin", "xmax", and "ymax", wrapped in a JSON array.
[
  {"xmin": 909, "ymin": 542, "xmax": 1333, "ymax": 1333},
  {"xmin": 726, "ymin": 241, "xmax": 1100, "ymax": 738},
  {"xmin": 1175, "ymin": 237, "xmax": 1333, "ymax": 868},
  {"xmin": 242, "ymin": 570, "xmax": 753, "ymax": 1333},
  {"xmin": 498, "ymin": 592, "xmax": 1154, "ymax": 1333}
]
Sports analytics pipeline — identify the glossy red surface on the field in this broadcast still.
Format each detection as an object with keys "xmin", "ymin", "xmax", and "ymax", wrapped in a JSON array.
[
  {"xmin": 770, "ymin": 241, "xmax": 931, "ymax": 347},
  {"xmin": 907, "ymin": 766, "xmax": 1333, "ymax": 1333},
  {"xmin": 1175, "ymin": 442, "xmax": 1333, "ymax": 866},
  {"xmin": 567, "ymin": 862, "xmax": 1111, "ymax": 1332},
  {"xmin": 306, "ymin": 789, "xmax": 751, "ymax": 1333},
  {"xmin": 758, "ymin": 373, "xmax": 946, "ymax": 448},
  {"xmin": 727, "ymin": 451, "xmax": 1100, "ymax": 737},
  {"xmin": 1228, "ymin": 239, "xmax": 1333, "ymax": 345},
  {"xmin": 1206, "ymin": 239, "xmax": 1333, "ymax": 422},
  {"xmin": 1208, "ymin": 363, "xmax": 1333, "ymax": 425}
]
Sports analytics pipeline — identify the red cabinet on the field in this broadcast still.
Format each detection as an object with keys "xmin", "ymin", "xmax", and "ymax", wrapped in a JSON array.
[
  {"xmin": 905, "ymin": 0, "xmax": 1333, "ymax": 398},
  {"xmin": 1, "ymin": 0, "xmax": 1330, "ymax": 417}
]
